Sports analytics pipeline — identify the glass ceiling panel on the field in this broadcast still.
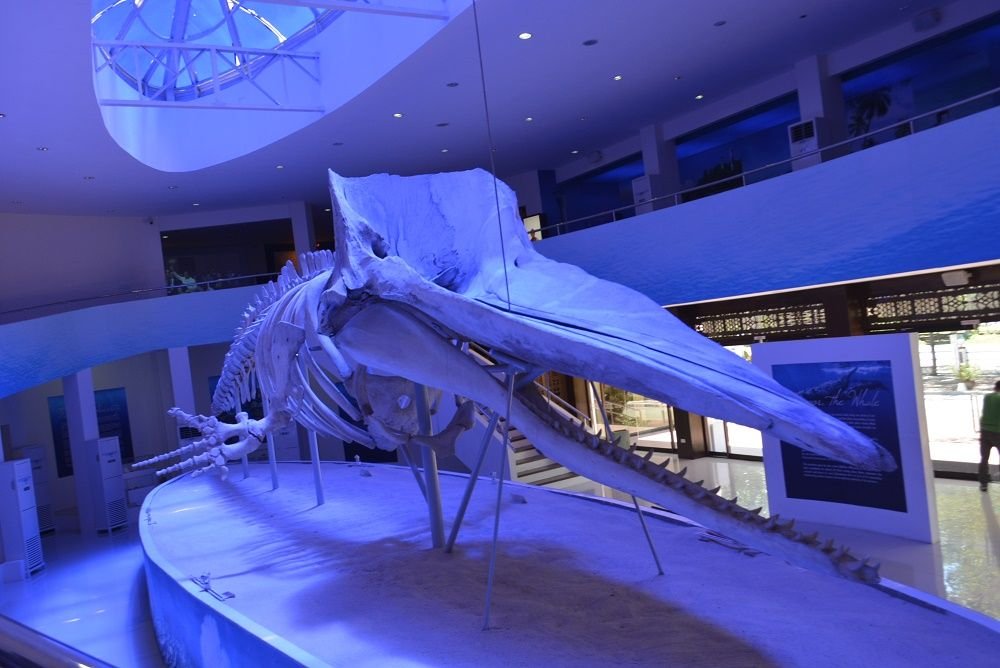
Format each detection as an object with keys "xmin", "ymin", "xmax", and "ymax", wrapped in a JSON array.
[{"xmin": 91, "ymin": 0, "xmax": 351, "ymax": 101}]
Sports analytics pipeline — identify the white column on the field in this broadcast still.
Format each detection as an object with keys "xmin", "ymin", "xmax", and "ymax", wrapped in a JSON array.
[
  {"xmin": 63, "ymin": 370, "xmax": 99, "ymax": 534},
  {"xmin": 637, "ymin": 124, "xmax": 681, "ymax": 211},
  {"xmin": 167, "ymin": 347, "xmax": 196, "ymax": 416},
  {"xmin": 289, "ymin": 201, "xmax": 316, "ymax": 264},
  {"xmin": 792, "ymin": 55, "xmax": 847, "ymax": 169}
]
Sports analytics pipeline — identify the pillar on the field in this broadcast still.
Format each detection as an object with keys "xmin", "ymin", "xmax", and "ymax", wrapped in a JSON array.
[
  {"xmin": 792, "ymin": 55, "xmax": 847, "ymax": 168},
  {"xmin": 63, "ymin": 369, "xmax": 100, "ymax": 534}
]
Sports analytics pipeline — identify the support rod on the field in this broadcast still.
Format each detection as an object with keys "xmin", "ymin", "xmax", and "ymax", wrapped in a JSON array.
[
  {"xmin": 415, "ymin": 384, "xmax": 445, "ymax": 548},
  {"xmin": 262, "ymin": 394, "xmax": 280, "ymax": 490},
  {"xmin": 308, "ymin": 430, "xmax": 324, "ymax": 506},
  {"xmin": 483, "ymin": 372, "xmax": 517, "ymax": 630},
  {"xmin": 590, "ymin": 382, "xmax": 664, "ymax": 576},
  {"xmin": 445, "ymin": 409, "xmax": 500, "ymax": 553},
  {"xmin": 397, "ymin": 444, "xmax": 428, "ymax": 500}
]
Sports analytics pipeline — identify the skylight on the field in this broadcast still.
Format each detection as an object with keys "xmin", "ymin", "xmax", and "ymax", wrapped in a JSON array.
[{"xmin": 91, "ymin": 0, "xmax": 351, "ymax": 101}]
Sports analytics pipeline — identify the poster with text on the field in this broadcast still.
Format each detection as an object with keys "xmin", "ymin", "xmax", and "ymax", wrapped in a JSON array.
[{"xmin": 773, "ymin": 360, "xmax": 906, "ymax": 512}]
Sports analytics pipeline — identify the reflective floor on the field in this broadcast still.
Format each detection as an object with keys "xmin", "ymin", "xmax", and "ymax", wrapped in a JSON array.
[{"xmin": 0, "ymin": 459, "xmax": 996, "ymax": 667}]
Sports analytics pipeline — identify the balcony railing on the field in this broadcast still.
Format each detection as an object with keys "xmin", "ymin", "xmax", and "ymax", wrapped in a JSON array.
[{"xmin": 540, "ymin": 85, "xmax": 1000, "ymax": 238}]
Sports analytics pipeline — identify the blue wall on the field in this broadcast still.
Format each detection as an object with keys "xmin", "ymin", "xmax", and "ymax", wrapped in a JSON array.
[{"xmin": 537, "ymin": 105, "xmax": 1000, "ymax": 306}]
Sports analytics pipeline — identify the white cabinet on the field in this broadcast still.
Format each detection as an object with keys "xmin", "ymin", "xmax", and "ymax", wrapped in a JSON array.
[
  {"xmin": 92, "ymin": 437, "xmax": 127, "ymax": 532},
  {"xmin": 13, "ymin": 445, "xmax": 55, "ymax": 533},
  {"xmin": 0, "ymin": 459, "xmax": 45, "ymax": 579}
]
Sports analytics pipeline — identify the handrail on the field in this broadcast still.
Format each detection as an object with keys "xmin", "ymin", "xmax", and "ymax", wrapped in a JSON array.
[
  {"xmin": 0, "ymin": 613, "xmax": 115, "ymax": 668},
  {"xmin": 0, "ymin": 272, "xmax": 279, "ymax": 323},
  {"xmin": 541, "ymin": 84, "xmax": 1000, "ymax": 236}
]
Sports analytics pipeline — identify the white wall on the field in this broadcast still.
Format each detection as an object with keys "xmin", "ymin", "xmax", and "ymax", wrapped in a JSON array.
[{"xmin": 0, "ymin": 212, "xmax": 164, "ymax": 316}]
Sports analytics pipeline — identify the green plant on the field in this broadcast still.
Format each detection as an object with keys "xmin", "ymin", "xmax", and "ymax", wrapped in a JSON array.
[{"xmin": 958, "ymin": 364, "xmax": 980, "ymax": 384}]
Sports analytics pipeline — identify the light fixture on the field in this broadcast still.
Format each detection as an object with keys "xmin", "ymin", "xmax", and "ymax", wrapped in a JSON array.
[
  {"xmin": 695, "ymin": 93, "xmax": 705, "ymax": 100},
  {"xmin": 613, "ymin": 74, "xmax": 623, "ymax": 81},
  {"xmin": 570, "ymin": 149, "xmax": 580, "ymax": 155},
  {"xmin": 440, "ymin": 148, "xmax": 449, "ymax": 153},
  {"xmin": 332, "ymin": 141, "xmax": 344, "ymax": 146},
  {"xmin": 192, "ymin": 203, "xmax": 200, "ymax": 207},
  {"xmin": 582, "ymin": 39, "xmax": 598, "ymax": 46},
  {"xmin": 324, "ymin": 208, "xmax": 331, "ymax": 212},
  {"xmin": 83, "ymin": 176, "xmax": 95, "ymax": 180},
  {"xmin": 276, "ymin": 164, "xmax": 285, "ymax": 170},
  {"xmin": 167, "ymin": 185, "xmax": 179, "ymax": 190},
  {"xmin": 0, "ymin": 112, "xmax": 6, "ymax": 118},
  {"xmin": 518, "ymin": 32, "xmax": 532, "ymax": 40},
  {"xmin": 36, "ymin": 146, "xmax": 49, "ymax": 151},
  {"xmin": 713, "ymin": 20, "xmax": 727, "ymax": 27},
  {"xmin": 674, "ymin": 75, "xmax": 682, "ymax": 80},
  {"xmin": 436, "ymin": 122, "xmax": 449, "ymax": 127},
  {"xmin": 525, "ymin": 116, "xmax": 534, "ymax": 122},
  {"xmin": 446, "ymin": 82, "xmax": 459, "ymax": 88},
  {"xmin": 941, "ymin": 270, "xmax": 972, "ymax": 287},
  {"xmin": 392, "ymin": 112, "xmax": 404, "ymax": 118},
  {"xmin": 161, "ymin": 234, "xmax": 169, "ymax": 239}
]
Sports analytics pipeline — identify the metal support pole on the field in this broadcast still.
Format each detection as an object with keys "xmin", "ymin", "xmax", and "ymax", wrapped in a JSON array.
[
  {"xmin": 308, "ymin": 430, "xmax": 324, "ymax": 506},
  {"xmin": 262, "ymin": 394, "xmax": 279, "ymax": 490},
  {"xmin": 483, "ymin": 373, "xmax": 517, "ymax": 630},
  {"xmin": 415, "ymin": 384, "xmax": 445, "ymax": 548},
  {"xmin": 590, "ymin": 382, "xmax": 664, "ymax": 576},
  {"xmin": 445, "ymin": 409, "xmax": 501, "ymax": 553},
  {"xmin": 241, "ymin": 455, "xmax": 250, "ymax": 479},
  {"xmin": 397, "ymin": 444, "xmax": 428, "ymax": 500}
]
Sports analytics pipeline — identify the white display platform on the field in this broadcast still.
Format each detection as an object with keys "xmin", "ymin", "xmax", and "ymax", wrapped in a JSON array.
[
  {"xmin": 754, "ymin": 333, "xmax": 938, "ymax": 543},
  {"xmin": 139, "ymin": 462, "xmax": 998, "ymax": 667}
]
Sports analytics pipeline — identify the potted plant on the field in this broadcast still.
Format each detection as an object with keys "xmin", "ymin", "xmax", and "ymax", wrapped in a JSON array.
[{"xmin": 957, "ymin": 364, "xmax": 979, "ymax": 390}]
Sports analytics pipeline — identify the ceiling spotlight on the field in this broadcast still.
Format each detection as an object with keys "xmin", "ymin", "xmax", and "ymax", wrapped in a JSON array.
[
  {"xmin": 161, "ymin": 234, "xmax": 169, "ymax": 239},
  {"xmin": 518, "ymin": 32, "xmax": 532, "ymax": 40},
  {"xmin": 0, "ymin": 112, "xmax": 6, "ymax": 118},
  {"xmin": 276, "ymin": 164, "xmax": 285, "ymax": 170},
  {"xmin": 695, "ymin": 93, "xmax": 705, "ymax": 100},
  {"xmin": 674, "ymin": 75, "xmax": 682, "ymax": 80},
  {"xmin": 392, "ymin": 112, "xmax": 404, "ymax": 118},
  {"xmin": 83, "ymin": 176, "xmax": 95, "ymax": 180},
  {"xmin": 446, "ymin": 82, "xmax": 459, "ymax": 88},
  {"xmin": 332, "ymin": 141, "xmax": 344, "ymax": 146},
  {"xmin": 525, "ymin": 116, "xmax": 534, "ymax": 122},
  {"xmin": 441, "ymin": 148, "xmax": 449, "ymax": 153},
  {"xmin": 582, "ymin": 39, "xmax": 598, "ymax": 46},
  {"xmin": 713, "ymin": 20, "xmax": 727, "ymax": 27},
  {"xmin": 192, "ymin": 203, "xmax": 200, "ymax": 207},
  {"xmin": 36, "ymin": 146, "xmax": 49, "ymax": 151},
  {"xmin": 324, "ymin": 208, "xmax": 331, "ymax": 212},
  {"xmin": 436, "ymin": 122, "xmax": 450, "ymax": 127},
  {"xmin": 167, "ymin": 185, "xmax": 179, "ymax": 190},
  {"xmin": 799, "ymin": 14, "xmax": 808, "ymax": 19},
  {"xmin": 613, "ymin": 74, "xmax": 623, "ymax": 81},
  {"xmin": 570, "ymin": 149, "xmax": 580, "ymax": 155}
]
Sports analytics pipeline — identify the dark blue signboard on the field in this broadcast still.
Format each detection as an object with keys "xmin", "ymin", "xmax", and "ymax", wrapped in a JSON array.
[
  {"xmin": 773, "ymin": 360, "xmax": 906, "ymax": 512},
  {"xmin": 49, "ymin": 387, "xmax": 133, "ymax": 478}
]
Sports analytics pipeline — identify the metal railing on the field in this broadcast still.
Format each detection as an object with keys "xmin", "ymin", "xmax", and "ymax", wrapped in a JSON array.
[
  {"xmin": 0, "ymin": 272, "xmax": 278, "ymax": 325},
  {"xmin": 0, "ymin": 613, "xmax": 115, "ymax": 668},
  {"xmin": 540, "ymin": 85, "xmax": 1000, "ymax": 237}
]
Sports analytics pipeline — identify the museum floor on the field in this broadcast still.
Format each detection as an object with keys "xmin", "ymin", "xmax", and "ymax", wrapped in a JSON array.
[{"xmin": 0, "ymin": 457, "xmax": 997, "ymax": 666}]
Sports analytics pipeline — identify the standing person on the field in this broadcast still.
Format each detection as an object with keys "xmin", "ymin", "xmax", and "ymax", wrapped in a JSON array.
[{"xmin": 980, "ymin": 380, "xmax": 1000, "ymax": 491}]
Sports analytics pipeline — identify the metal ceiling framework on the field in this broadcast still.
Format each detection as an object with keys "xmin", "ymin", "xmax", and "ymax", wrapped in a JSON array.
[{"xmin": 90, "ymin": 0, "xmax": 448, "ymax": 110}]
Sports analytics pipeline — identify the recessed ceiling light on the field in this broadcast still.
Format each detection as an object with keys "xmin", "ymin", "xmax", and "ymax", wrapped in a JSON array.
[
  {"xmin": 0, "ymin": 113, "xmax": 6, "ymax": 118},
  {"xmin": 695, "ymin": 93, "xmax": 705, "ymax": 100},
  {"xmin": 167, "ymin": 185, "xmax": 179, "ymax": 190},
  {"xmin": 525, "ymin": 116, "xmax": 533, "ymax": 122},
  {"xmin": 674, "ymin": 75, "xmax": 682, "ymax": 80},
  {"xmin": 192, "ymin": 203, "xmax": 200, "ymax": 207},
  {"xmin": 446, "ymin": 82, "xmax": 459, "ymax": 88},
  {"xmin": 83, "ymin": 175, "xmax": 95, "ymax": 180},
  {"xmin": 332, "ymin": 141, "xmax": 344, "ymax": 146},
  {"xmin": 570, "ymin": 149, "xmax": 580, "ymax": 155},
  {"xmin": 579, "ymin": 116, "xmax": 586, "ymax": 121},
  {"xmin": 276, "ymin": 164, "xmax": 284, "ymax": 169},
  {"xmin": 436, "ymin": 122, "xmax": 450, "ymax": 127},
  {"xmin": 324, "ymin": 208, "xmax": 331, "ymax": 212},
  {"xmin": 714, "ymin": 20, "xmax": 727, "ymax": 27},
  {"xmin": 392, "ymin": 112, "xmax": 404, "ymax": 118},
  {"xmin": 161, "ymin": 234, "xmax": 169, "ymax": 239},
  {"xmin": 36, "ymin": 146, "xmax": 49, "ymax": 151},
  {"xmin": 441, "ymin": 148, "xmax": 449, "ymax": 153},
  {"xmin": 613, "ymin": 74, "xmax": 623, "ymax": 81},
  {"xmin": 799, "ymin": 14, "xmax": 808, "ymax": 19},
  {"xmin": 582, "ymin": 39, "xmax": 598, "ymax": 46},
  {"xmin": 518, "ymin": 32, "xmax": 532, "ymax": 40}
]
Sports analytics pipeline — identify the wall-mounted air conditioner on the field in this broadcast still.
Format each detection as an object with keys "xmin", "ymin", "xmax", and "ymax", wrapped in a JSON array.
[{"xmin": 0, "ymin": 459, "xmax": 45, "ymax": 580}]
